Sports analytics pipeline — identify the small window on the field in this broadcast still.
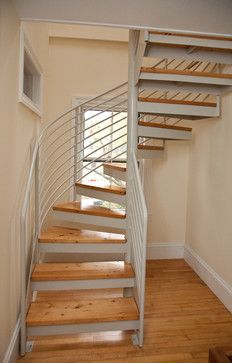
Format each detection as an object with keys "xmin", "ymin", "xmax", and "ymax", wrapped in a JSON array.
[{"xmin": 19, "ymin": 29, "xmax": 43, "ymax": 116}]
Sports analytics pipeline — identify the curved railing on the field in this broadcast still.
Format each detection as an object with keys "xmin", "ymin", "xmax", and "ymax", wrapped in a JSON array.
[{"xmin": 38, "ymin": 82, "xmax": 128, "ymax": 227}]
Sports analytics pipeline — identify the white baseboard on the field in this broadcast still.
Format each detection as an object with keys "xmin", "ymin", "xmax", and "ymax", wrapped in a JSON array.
[
  {"xmin": 146, "ymin": 243, "xmax": 184, "ymax": 260},
  {"xmin": 184, "ymin": 245, "xmax": 232, "ymax": 313},
  {"xmin": 2, "ymin": 317, "xmax": 20, "ymax": 363}
]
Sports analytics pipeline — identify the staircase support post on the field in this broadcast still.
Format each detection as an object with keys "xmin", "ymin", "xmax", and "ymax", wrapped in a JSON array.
[{"xmin": 126, "ymin": 30, "xmax": 139, "ymax": 264}]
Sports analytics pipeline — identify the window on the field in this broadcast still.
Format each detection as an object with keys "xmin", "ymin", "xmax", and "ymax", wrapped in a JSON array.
[
  {"xmin": 73, "ymin": 100, "xmax": 127, "ymax": 210},
  {"xmin": 18, "ymin": 29, "xmax": 43, "ymax": 116}
]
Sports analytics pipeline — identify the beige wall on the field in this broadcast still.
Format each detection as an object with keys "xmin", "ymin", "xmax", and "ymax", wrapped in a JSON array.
[
  {"xmin": 0, "ymin": 1, "xmax": 49, "ymax": 359},
  {"xmin": 144, "ymin": 142, "xmax": 190, "ymax": 245},
  {"xmin": 186, "ymin": 93, "xmax": 232, "ymax": 286},
  {"xmin": 47, "ymin": 36, "xmax": 128, "ymax": 120}
]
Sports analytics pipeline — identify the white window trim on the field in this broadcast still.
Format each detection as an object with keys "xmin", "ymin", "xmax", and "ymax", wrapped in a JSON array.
[{"xmin": 18, "ymin": 27, "xmax": 43, "ymax": 117}]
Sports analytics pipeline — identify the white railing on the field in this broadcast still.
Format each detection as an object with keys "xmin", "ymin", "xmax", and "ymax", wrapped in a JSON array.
[
  {"xmin": 39, "ymin": 82, "xmax": 128, "ymax": 226},
  {"xmin": 20, "ymin": 139, "xmax": 39, "ymax": 356},
  {"xmin": 20, "ymin": 82, "xmax": 129, "ymax": 355},
  {"xmin": 127, "ymin": 152, "xmax": 147, "ymax": 346}
]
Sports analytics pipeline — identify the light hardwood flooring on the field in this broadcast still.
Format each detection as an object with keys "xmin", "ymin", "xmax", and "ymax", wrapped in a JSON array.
[{"xmin": 18, "ymin": 259, "xmax": 232, "ymax": 363}]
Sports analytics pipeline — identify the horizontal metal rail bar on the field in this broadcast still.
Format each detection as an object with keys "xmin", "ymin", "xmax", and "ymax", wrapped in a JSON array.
[{"xmin": 39, "ymin": 82, "xmax": 128, "ymax": 140}]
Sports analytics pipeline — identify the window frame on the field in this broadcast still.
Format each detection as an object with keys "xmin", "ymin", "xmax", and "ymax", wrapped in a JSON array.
[{"xmin": 18, "ymin": 28, "xmax": 43, "ymax": 117}]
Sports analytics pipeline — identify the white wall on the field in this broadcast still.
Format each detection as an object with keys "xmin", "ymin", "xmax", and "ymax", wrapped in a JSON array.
[
  {"xmin": 47, "ymin": 36, "xmax": 128, "ymax": 120},
  {"xmin": 14, "ymin": 0, "xmax": 232, "ymax": 35},
  {"xmin": 145, "ymin": 142, "xmax": 189, "ymax": 246},
  {"xmin": 0, "ymin": 2, "xmax": 49, "ymax": 359},
  {"xmin": 186, "ymin": 93, "xmax": 232, "ymax": 286}
]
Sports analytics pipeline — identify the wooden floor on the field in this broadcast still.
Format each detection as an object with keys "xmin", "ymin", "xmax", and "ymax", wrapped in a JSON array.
[{"xmin": 18, "ymin": 260, "xmax": 232, "ymax": 363}]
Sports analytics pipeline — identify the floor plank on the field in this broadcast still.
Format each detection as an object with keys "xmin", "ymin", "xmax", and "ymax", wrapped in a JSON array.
[{"xmin": 18, "ymin": 259, "xmax": 232, "ymax": 362}]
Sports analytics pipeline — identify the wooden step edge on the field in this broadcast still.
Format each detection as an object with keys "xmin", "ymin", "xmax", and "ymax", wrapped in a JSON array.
[
  {"xmin": 31, "ymin": 262, "xmax": 135, "ymax": 281},
  {"xmin": 138, "ymin": 121, "xmax": 192, "ymax": 132},
  {"xmin": 103, "ymin": 162, "xmax": 127, "ymax": 172},
  {"xmin": 138, "ymin": 96, "xmax": 216, "ymax": 108},
  {"xmin": 26, "ymin": 297, "xmax": 139, "ymax": 327},
  {"xmin": 75, "ymin": 182, "xmax": 126, "ymax": 195},
  {"xmin": 138, "ymin": 144, "xmax": 164, "ymax": 151},
  {"xmin": 149, "ymin": 30, "xmax": 232, "ymax": 42},
  {"xmin": 140, "ymin": 66, "xmax": 232, "ymax": 80},
  {"xmin": 38, "ymin": 227, "xmax": 126, "ymax": 244},
  {"xmin": 53, "ymin": 202, "xmax": 126, "ymax": 219}
]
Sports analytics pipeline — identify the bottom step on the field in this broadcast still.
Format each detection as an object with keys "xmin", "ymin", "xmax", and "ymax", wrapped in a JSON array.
[{"xmin": 26, "ymin": 297, "xmax": 139, "ymax": 336}]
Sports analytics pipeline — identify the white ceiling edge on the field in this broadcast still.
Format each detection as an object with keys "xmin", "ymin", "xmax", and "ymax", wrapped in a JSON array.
[
  {"xmin": 49, "ymin": 24, "xmax": 129, "ymax": 42},
  {"xmin": 15, "ymin": 0, "xmax": 232, "ymax": 37}
]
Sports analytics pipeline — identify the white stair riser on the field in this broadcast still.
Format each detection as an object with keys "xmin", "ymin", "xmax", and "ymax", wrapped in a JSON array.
[
  {"xmin": 75, "ymin": 186, "xmax": 126, "ymax": 205},
  {"xmin": 148, "ymin": 33, "xmax": 232, "ymax": 50},
  {"xmin": 27, "ymin": 320, "xmax": 140, "ymax": 337},
  {"xmin": 138, "ymin": 125, "xmax": 192, "ymax": 140},
  {"xmin": 139, "ymin": 72, "xmax": 232, "ymax": 86},
  {"xmin": 140, "ymin": 79, "xmax": 226, "ymax": 96},
  {"xmin": 53, "ymin": 210, "xmax": 126, "ymax": 230},
  {"xmin": 103, "ymin": 166, "xmax": 126, "ymax": 181},
  {"xmin": 31, "ymin": 277, "xmax": 135, "ymax": 291},
  {"xmin": 145, "ymin": 44, "xmax": 232, "ymax": 65},
  {"xmin": 137, "ymin": 149, "xmax": 166, "ymax": 160},
  {"xmin": 140, "ymin": 71, "xmax": 232, "ymax": 86},
  {"xmin": 39, "ymin": 242, "xmax": 127, "ymax": 254},
  {"xmin": 138, "ymin": 101, "xmax": 219, "ymax": 118}
]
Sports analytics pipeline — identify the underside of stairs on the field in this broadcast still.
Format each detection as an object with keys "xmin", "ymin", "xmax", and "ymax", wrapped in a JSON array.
[{"xmin": 20, "ymin": 28, "xmax": 232, "ymax": 357}]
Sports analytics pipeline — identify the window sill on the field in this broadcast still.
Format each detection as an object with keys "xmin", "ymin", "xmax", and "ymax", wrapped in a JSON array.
[{"xmin": 19, "ymin": 93, "xmax": 42, "ymax": 117}]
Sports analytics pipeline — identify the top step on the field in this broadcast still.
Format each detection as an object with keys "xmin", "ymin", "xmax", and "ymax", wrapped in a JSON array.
[{"xmin": 148, "ymin": 31, "xmax": 232, "ymax": 51}]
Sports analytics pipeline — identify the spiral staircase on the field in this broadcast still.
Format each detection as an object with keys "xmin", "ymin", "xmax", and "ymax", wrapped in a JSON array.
[{"xmin": 20, "ymin": 30, "xmax": 232, "ymax": 355}]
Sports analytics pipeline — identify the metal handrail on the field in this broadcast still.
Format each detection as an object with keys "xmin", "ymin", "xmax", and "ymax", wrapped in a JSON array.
[
  {"xmin": 127, "ymin": 151, "xmax": 147, "ymax": 346},
  {"xmin": 39, "ymin": 82, "xmax": 127, "ymax": 139}
]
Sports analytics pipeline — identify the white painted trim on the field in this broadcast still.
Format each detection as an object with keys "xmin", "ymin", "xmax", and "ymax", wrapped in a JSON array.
[
  {"xmin": 27, "ymin": 320, "xmax": 139, "ymax": 336},
  {"xmin": 184, "ymin": 245, "xmax": 232, "ymax": 313},
  {"xmin": 17, "ymin": 17, "xmax": 232, "ymax": 39},
  {"xmin": 146, "ymin": 243, "xmax": 184, "ymax": 260},
  {"xmin": 18, "ymin": 27, "xmax": 43, "ymax": 117},
  {"xmin": 2, "ymin": 317, "xmax": 20, "ymax": 363}
]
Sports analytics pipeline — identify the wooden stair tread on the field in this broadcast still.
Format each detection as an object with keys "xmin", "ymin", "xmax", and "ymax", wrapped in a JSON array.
[
  {"xmin": 138, "ymin": 96, "xmax": 216, "ymax": 108},
  {"xmin": 140, "ymin": 66, "xmax": 232, "ymax": 80},
  {"xmin": 138, "ymin": 144, "xmax": 164, "ymax": 151},
  {"xmin": 149, "ymin": 30, "xmax": 232, "ymax": 42},
  {"xmin": 138, "ymin": 121, "xmax": 192, "ymax": 132},
  {"xmin": 53, "ymin": 200, "xmax": 126, "ymax": 219},
  {"xmin": 26, "ymin": 297, "xmax": 139, "ymax": 326},
  {"xmin": 76, "ymin": 181, "xmax": 126, "ymax": 195},
  {"xmin": 39, "ymin": 226, "xmax": 126, "ymax": 244},
  {"xmin": 32, "ymin": 261, "xmax": 134, "ymax": 281},
  {"xmin": 103, "ymin": 163, "xmax": 127, "ymax": 172}
]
